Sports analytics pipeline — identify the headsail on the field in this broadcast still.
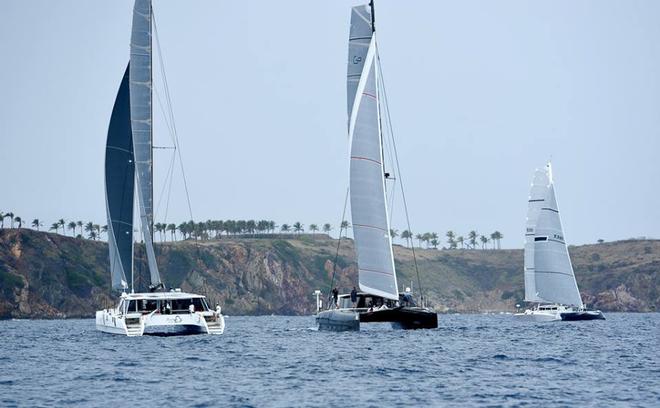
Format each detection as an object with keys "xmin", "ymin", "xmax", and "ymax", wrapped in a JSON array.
[
  {"xmin": 130, "ymin": 0, "xmax": 161, "ymax": 287},
  {"xmin": 529, "ymin": 164, "xmax": 583, "ymax": 307},
  {"xmin": 523, "ymin": 168, "xmax": 548, "ymax": 302},
  {"xmin": 348, "ymin": 4, "xmax": 398, "ymax": 300},
  {"xmin": 105, "ymin": 64, "xmax": 134, "ymax": 291}
]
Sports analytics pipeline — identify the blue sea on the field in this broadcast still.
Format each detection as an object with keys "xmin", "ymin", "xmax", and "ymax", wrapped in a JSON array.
[{"xmin": 1, "ymin": 313, "xmax": 658, "ymax": 407}]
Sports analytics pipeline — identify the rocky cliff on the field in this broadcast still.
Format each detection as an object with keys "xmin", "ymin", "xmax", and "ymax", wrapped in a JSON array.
[{"xmin": 0, "ymin": 229, "xmax": 657, "ymax": 318}]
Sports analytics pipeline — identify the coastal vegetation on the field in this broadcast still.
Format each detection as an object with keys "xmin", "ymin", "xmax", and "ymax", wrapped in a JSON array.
[{"xmin": 0, "ymin": 212, "xmax": 508, "ymax": 252}]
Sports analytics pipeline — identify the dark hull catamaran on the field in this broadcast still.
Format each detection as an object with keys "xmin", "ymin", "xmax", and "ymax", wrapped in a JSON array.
[{"xmin": 316, "ymin": 1, "xmax": 437, "ymax": 332}]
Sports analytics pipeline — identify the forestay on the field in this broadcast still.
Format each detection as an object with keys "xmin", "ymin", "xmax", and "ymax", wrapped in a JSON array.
[
  {"xmin": 347, "ymin": 4, "xmax": 398, "ymax": 300},
  {"xmin": 105, "ymin": 65, "xmax": 134, "ymax": 291},
  {"xmin": 130, "ymin": 0, "xmax": 161, "ymax": 287},
  {"xmin": 528, "ymin": 164, "xmax": 583, "ymax": 307}
]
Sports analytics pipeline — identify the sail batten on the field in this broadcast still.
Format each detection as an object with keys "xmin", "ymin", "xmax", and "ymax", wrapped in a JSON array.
[
  {"xmin": 348, "ymin": 5, "xmax": 398, "ymax": 301},
  {"xmin": 130, "ymin": 0, "xmax": 161, "ymax": 287},
  {"xmin": 524, "ymin": 164, "xmax": 583, "ymax": 307}
]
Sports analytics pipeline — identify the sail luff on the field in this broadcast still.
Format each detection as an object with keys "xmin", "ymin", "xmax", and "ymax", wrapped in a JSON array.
[
  {"xmin": 348, "ymin": 4, "xmax": 398, "ymax": 301},
  {"xmin": 130, "ymin": 0, "xmax": 161, "ymax": 287},
  {"xmin": 105, "ymin": 64, "xmax": 134, "ymax": 291},
  {"xmin": 531, "ymin": 164, "xmax": 584, "ymax": 307}
]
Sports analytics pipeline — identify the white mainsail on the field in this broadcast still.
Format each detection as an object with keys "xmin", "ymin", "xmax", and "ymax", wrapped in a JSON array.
[
  {"xmin": 130, "ymin": 0, "xmax": 161, "ymax": 287},
  {"xmin": 525, "ymin": 164, "xmax": 583, "ymax": 307},
  {"xmin": 348, "ymin": 4, "xmax": 398, "ymax": 300},
  {"xmin": 523, "ymin": 168, "xmax": 549, "ymax": 302}
]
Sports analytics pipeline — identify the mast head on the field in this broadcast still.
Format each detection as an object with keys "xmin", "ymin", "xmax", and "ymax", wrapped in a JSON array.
[{"xmin": 546, "ymin": 161, "xmax": 554, "ymax": 184}]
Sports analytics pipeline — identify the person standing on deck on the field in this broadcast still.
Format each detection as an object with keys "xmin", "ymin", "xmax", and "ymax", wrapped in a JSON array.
[
  {"xmin": 332, "ymin": 288, "xmax": 339, "ymax": 308},
  {"xmin": 350, "ymin": 287, "xmax": 358, "ymax": 308}
]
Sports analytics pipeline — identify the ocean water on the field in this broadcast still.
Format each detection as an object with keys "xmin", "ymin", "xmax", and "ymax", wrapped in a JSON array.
[{"xmin": 0, "ymin": 313, "xmax": 658, "ymax": 407}]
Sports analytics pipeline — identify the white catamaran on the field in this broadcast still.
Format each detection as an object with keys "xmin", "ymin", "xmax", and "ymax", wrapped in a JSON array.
[
  {"xmin": 515, "ymin": 163, "xmax": 604, "ymax": 321},
  {"xmin": 316, "ymin": 1, "xmax": 437, "ymax": 331},
  {"xmin": 96, "ymin": 0, "xmax": 224, "ymax": 336}
]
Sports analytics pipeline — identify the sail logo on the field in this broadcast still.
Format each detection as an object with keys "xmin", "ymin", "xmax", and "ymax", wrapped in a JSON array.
[{"xmin": 353, "ymin": 56, "xmax": 363, "ymax": 64}]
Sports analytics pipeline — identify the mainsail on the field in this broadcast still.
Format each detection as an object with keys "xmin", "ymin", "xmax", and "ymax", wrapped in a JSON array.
[
  {"xmin": 130, "ymin": 0, "xmax": 161, "ymax": 287},
  {"xmin": 525, "ymin": 164, "xmax": 583, "ymax": 307},
  {"xmin": 348, "ymin": 4, "xmax": 398, "ymax": 300},
  {"xmin": 523, "ymin": 168, "xmax": 548, "ymax": 302},
  {"xmin": 105, "ymin": 65, "xmax": 134, "ymax": 291}
]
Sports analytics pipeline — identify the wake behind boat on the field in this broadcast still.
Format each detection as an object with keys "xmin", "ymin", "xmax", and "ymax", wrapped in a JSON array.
[
  {"xmin": 514, "ymin": 163, "xmax": 604, "ymax": 322},
  {"xmin": 316, "ymin": 2, "xmax": 437, "ymax": 332},
  {"xmin": 96, "ymin": 0, "xmax": 224, "ymax": 336}
]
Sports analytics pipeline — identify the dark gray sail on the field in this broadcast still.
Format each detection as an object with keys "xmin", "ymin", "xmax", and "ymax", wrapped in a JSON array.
[
  {"xmin": 105, "ymin": 64, "xmax": 134, "ymax": 291},
  {"xmin": 130, "ymin": 0, "xmax": 161, "ymax": 287}
]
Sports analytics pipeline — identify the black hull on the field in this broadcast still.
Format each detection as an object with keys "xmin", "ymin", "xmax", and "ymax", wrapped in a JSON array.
[
  {"xmin": 360, "ymin": 307, "xmax": 438, "ymax": 330},
  {"xmin": 560, "ymin": 310, "xmax": 605, "ymax": 321}
]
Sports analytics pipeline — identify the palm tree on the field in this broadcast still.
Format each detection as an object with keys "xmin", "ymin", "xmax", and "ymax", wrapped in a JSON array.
[
  {"xmin": 468, "ymin": 230, "xmax": 478, "ymax": 249},
  {"xmin": 67, "ymin": 221, "xmax": 77, "ymax": 236},
  {"xmin": 430, "ymin": 238, "xmax": 439, "ymax": 249},
  {"xmin": 309, "ymin": 224, "xmax": 318, "ymax": 234},
  {"xmin": 280, "ymin": 224, "xmax": 290, "ymax": 233},
  {"xmin": 101, "ymin": 225, "xmax": 108, "ymax": 239},
  {"xmin": 480, "ymin": 235, "xmax": 488, "ymax": 249},
  {"xmin": 390, "ymin": 229, "xmax": 399, "ymax": 240},
  {"xmin": 0, "ymin": 212, "xmax": 4, "ymax": 228},
  {"xmin": 340, "ymin": 221, "xmax": 351, "ymax": 235},
  {"xmin": 58, "ymin": 219, "xmax": 66, "ymax": 234},
  {"xmin": 322, "ymin": 223, "xmax": 331, "ymax": 234},
  {"xmin": 77, "ymin": 221, "xmax": 83, "ymax": 236},
  {"xmin": 14, "ymin": 216, "xmax": 22, "ymax": 228},
  {"xmin": 491, "ymin": 231, "xmax": 503, "ymax": 249},
  {"xmin": 49, "ymin": 222, "xmax": 59, "ymax": 233},
  {"xmin": 167, "ymin": 223, "xmax": 177, "ymax": 241},
  {"xmin": 6, "ymin": 212, "xmax": 14, "ymax": 228},
  {"xmin": 457, "ymin": 235, "xmax": 465, "ymax": 249},
  {"xmin": 88, "ymin": 230, "xmax": 98, "ymax": 240},
  {"xmin": 446, "ymin": 230, "xmax": 456, "ymax": 249},
  {"xmin": 84, "ymin": 222, "xmax": 95, "ymax": 239},
  {"xmin": 293, "ymin": 222, "xmax": 304, "ymax": 235},
  {"xmin": 32, "ymin": 219, "xmax": 42, "ymax": 231},
  {"xmin": 415, "ymin": 234, "xmax": 423, "ymax": 248},
  {"xmin": 430, "ymin": 232, "xmax": 439, "ymax": 246},
  {"xmin": 401, "ymin": 230, "xmax": 411, "ymax": 248}
]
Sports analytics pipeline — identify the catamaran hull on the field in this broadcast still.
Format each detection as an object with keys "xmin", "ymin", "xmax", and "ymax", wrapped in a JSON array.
[
  {"xmin": 560, "ymin": 310, "xmax": 605, "ymax": 321},
  {"xmin": 514, "ymin": 309, "xmax": 605, "ymax": 322},
  {"xmin": 317, "ymin": 307, "xmax": 438, "ymax": 331},
  {"xmin": 360, "ymin": 307, "xmax": 438, "ymax": 330},
  {"xmin": 95, "ymin": 310, "xmax": 224, "ymax": 336},
  {"xmin": 316, "ymin": 310, "xmax": 360, "ymax": 332}
]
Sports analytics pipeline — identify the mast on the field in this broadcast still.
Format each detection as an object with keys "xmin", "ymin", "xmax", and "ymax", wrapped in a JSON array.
[{"xmin": 149, "ymin": 1, "xmax": 154, "ymax": 244}]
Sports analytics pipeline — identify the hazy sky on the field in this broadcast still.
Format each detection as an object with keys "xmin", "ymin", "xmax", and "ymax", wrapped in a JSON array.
[{"xmin": 1, "ymin": 0, "xmax": 658, "ymax": 248}]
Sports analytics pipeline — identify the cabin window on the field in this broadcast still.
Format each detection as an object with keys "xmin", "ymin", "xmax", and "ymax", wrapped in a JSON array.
[
  {"xmin": 138, "ymin": 299, "xmax": 158, "ymax": 313},
  {"xmin": 535, "ymin": 236, "xmax": 548, "ymax": 242},
  {"xmin": 127, "ymin": 300, "xmax": 138, "ymax": 312}
]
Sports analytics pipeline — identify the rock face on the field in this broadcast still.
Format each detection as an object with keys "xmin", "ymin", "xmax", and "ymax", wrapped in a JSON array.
[{"xmin": 0, "ymin": 229, "xmax": 658, "ymax": 318}]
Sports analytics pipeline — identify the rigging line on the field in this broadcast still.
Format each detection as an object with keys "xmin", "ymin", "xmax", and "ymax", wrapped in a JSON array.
[
  {"xmin": 327, "ymin": 187, "xmax": 350, "ymax": 308},
  {"xmin": 162, "ymin": 150, "xmax": 176, "ymax": 223},
  {"xmin": 153, "ymin": 12, "xmax": 195, "ymax": 223},
  {"xmin": 376, "ymin": 53, "xmax": 425, "ymax": 307},
  {"xmin": 154, "ymin": 149, "xmax": 176, "ymax": 220},
  {"xmin": 154, "ymin": 87, "xmax": 175, "ymax": 142}
]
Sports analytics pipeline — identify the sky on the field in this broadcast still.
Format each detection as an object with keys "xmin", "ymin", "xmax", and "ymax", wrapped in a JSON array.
[{"xmin": 1, "ymin": 0, "xmax": 658, "ymax": 248}]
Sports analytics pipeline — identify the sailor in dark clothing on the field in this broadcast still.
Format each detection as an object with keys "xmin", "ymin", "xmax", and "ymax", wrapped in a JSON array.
[
  {"xmin": 350, "ymin": 287, "xmax": 358, "ymax": 307},
  {"xmin": 332, "ymin": 287, "xmax": 339, "ymax": 308}
]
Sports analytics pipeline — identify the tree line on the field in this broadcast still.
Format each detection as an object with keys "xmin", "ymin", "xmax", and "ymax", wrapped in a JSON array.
[{"xmin": 0, "ymin": 212, "xmax": 506, "ymax": 249}]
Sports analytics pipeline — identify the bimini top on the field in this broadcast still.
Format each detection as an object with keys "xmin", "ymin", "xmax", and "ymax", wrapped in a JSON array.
[{"xmin": 121, "ymin": 291, "xmax": 206, "ymax": 301}]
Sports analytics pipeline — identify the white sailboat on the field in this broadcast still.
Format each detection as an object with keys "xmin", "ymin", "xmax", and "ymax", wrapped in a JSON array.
[
  {"xmin": 515, "ymin": 163, "xmax": 604, "ymax": 321},
  {"xmin": 96, "ymin": 0, "xmax": 224, "ymax": 336},
  {"xmin": 316, "ymin": 1, "xmax": 437, "ymax": 331}
]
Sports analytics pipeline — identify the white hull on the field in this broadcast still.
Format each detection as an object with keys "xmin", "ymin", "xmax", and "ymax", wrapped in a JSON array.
[
  {"xmin": 514, "ymin": 309, "xmax": 561, "ymax": 322},
  {"xmin": 96, "ymin": 309, "xmax": 225, "ymax": 336}
]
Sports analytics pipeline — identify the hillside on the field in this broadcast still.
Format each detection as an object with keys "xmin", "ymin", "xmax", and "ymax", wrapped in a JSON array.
[{"xmin": 0, "ymin": 229, "xmax": 658, "ymax": 318}]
